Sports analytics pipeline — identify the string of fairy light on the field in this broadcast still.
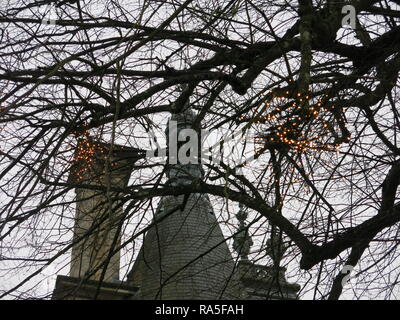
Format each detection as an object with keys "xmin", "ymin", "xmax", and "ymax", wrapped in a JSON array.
[
  {"xmin": 239, "ymin": 84, "xmax": 351, "ymax": 155},
  {"xmin": 71, "ymin": 125, "xmax": 107, "ymax": 182},
  {"xmin": 67, "ymin": 84, "xmax": 351, "ymax": 181}
]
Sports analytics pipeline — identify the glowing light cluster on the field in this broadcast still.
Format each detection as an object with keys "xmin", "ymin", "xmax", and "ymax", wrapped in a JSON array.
[
  {"xmin": 240, "ymin": 88, "xmax": 350, "ymax": 155},
  {"xmin": 71, "ymin": 127, "xmax": 106, "ymax": 182}
]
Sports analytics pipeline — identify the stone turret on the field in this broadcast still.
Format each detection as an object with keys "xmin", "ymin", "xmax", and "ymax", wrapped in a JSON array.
[{"xmin": 127, "ymin": 105, "xmax": 241, "ymax": 299}]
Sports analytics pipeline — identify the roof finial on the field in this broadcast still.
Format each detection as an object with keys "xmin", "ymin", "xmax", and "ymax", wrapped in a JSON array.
[
  {"xmin": 265, "ymin": 226, "xmax": 287, "ymax": 268},
  {"xmin": 233, "ymin": 202, "xmax": 253, "ymax": 261}
]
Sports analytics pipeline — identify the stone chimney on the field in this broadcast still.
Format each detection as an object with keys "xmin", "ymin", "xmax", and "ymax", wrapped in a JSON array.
[{"xmin": 68, "ymin": 138, "xmax": 143, "ymax": 282}]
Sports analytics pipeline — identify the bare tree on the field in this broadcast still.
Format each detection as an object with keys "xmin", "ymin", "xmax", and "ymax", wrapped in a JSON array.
[{"xmin": 1, "ymin": 0, "xmax": 400, "ymax": 299}]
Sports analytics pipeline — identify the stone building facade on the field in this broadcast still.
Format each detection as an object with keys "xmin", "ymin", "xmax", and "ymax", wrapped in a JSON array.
[{"xmin": 52, "ymin": 108, "xmax": 300, "ymax": 300}]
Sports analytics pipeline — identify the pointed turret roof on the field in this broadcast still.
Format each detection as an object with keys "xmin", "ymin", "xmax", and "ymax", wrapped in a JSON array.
[{"xmin": 127, "ymin": 98, "xmax": 241, "ymax": 299}]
